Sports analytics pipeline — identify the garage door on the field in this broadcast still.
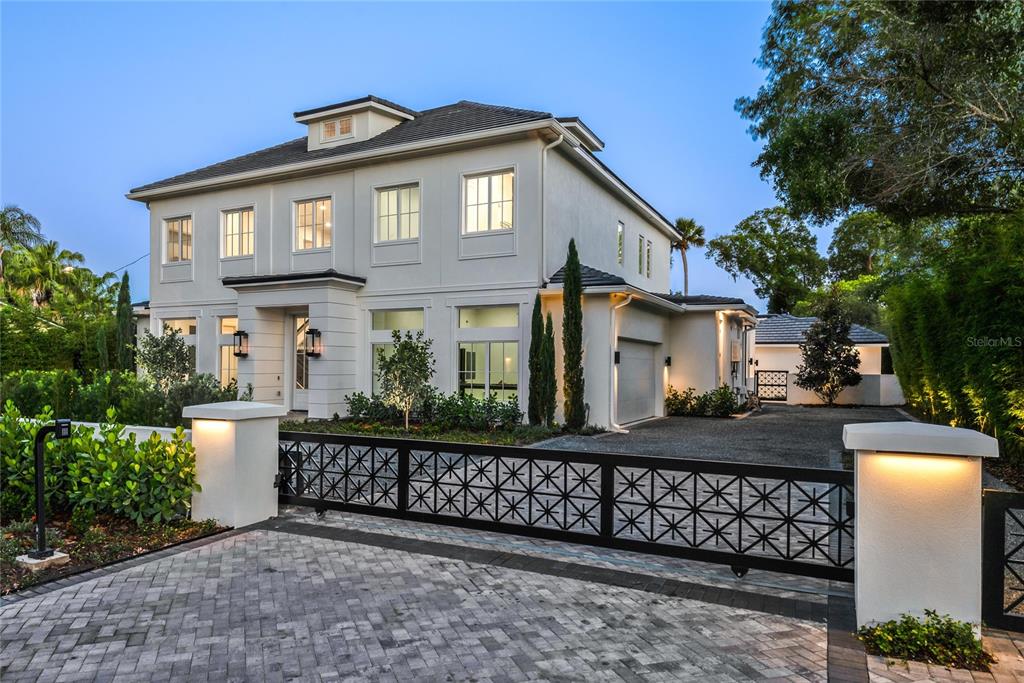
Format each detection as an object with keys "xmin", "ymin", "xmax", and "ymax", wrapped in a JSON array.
[{"xmin": 617, "ymin": 339, "xmax": 656, "ymax": 424}]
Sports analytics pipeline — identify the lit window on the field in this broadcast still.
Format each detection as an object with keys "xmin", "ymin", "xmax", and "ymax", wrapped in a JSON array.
[
  {"xmin": 638, "ymin": 235, "xmax": 644, "ymax": 275},
  {"xmin": 617, "ymin": 222, "xmax": 624, "ymax": 265},
  {"xmin": 222, "ymin": 207, "xmax": 254, "ymax": 258},
  {"xmin": 458, "ymin": 341, "xmax": 518, "ymax": 401},
  {"xmin": 376, "ymin": 185, "xmax": 420, "ymax": 242},
  {"xmin": 321, "ymin": 116, "xmax": 353, "ymax": 143},
  {"xmin": 294, "ymin": 197, "xmax": 332, "ymax": 251},
  {"xmin": 219, "ymin": 316, "xmax": 238, "ymax": 335},
  {"xmin": 162, "ymin": 318, "xmax": 196, "ymax": 336},
  {"xmin": 371, "ymin": 309, "xmax": 424, "ymax": 331},
  {"xmin": 219, "ymin": 346, "xmax": 237, "ymax": 387},
  {"xmin": 165, "ymin": 216, "xmax": 192, "ymax": 263},
  {"xmin": 646, "ymin": 240, "xmax": 652, "ymax": 277},
  {"xmin": 464, "ymin": 170, "xmax": 514, "ymax": 233},
  {"xmin": 371, "ymin": 343, "xmax": 394, "ymax": 396},
  {"xmin": 458, "ymin": 305, "xmax": 519, "ymax": 329}
]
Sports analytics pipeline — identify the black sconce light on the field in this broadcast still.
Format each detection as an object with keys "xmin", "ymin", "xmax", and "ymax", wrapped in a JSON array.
[
  {"xmin": 233, "ymin": 331, "xmax": 249, "ymax": 358},
  {"xmin": 748, "ymin": 358, "xmax": 758, "ymax": 367},
  {"xmin": 664, "ymin": 356, "xmax": 672, "ymax": 367},
  {"xmin": 305, "ymin": 328, "xmax": 322, "ymax": 358},
  {"xmin": 614, "ymin": 351, "xmax": 620, "ymax": 364}
]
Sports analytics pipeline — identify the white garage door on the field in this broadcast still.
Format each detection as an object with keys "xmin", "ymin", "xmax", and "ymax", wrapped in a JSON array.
[{"xmin": 617, "ymin": 339, "xmax": 656, "ymax": 424}]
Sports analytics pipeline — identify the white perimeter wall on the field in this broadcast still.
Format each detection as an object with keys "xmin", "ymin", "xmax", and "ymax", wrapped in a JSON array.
[{"xmin": 753, "ymin": 345, "xmax": 905, "ymax": 405}]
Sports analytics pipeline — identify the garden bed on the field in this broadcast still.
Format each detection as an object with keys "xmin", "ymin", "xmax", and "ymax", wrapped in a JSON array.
[
  {"xmin": 279, "ymin": 418, "xmax": 565, "ymax": 446},
  {"xmin": 1, "ymin": 514, "xmax": 224, "ymax": 595}
]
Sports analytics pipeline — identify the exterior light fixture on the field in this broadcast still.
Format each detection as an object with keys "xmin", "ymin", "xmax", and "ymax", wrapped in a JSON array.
[
  {"xmin": 233, "ymin": 331, "xmax": 249, "ymax": 357},
  {"xmin": 29, "ymin": 419, "xmax": 72, "ymax": 559},
  {"xmin": 664, "ymin": 356, "xmax": 672, "ymax": 367},
  {"xmin": 614, "ymin": 351, "xmax": 620, "ymax": 364},
  {"xmin": 748, "ymin": 358, "xmax": 758, "ymax": 367},
  {"xmin": 305, "ymin": 328, "xmax": 322, "ymax": 358}
]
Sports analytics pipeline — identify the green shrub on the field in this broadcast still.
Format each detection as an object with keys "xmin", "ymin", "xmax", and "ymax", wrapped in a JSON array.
[
  {"xmin": 665, "ymin": 385, "xmax": 741, "ymax": 417},
  {"xmin": 858, "ymin": 610, "xmax": 993, "ymax": 671},
  {"xmin": 344, "ymin": 390, "xmax": 524, "ymax": 431},
  {"xmin": 0, "ymin": 402, "xmax": 199, "ymax": 524}
]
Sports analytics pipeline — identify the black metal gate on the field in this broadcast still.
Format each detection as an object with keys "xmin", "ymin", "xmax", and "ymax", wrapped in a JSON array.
[
  {"xmin": 982, "ymin": 489, "xmax": 1024, "ymax": 630},
  {"xmin": 756, "ymin": 370, "xmax": 788, "ymax": 401},
  {"xmin": 278, "ymin": 432, "xmax": 854, "ymax": 581}
]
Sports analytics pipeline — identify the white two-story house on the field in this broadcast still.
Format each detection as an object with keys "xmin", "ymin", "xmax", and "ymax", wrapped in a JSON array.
[{"xmin": 129, "ymin": 95, "xmax": 756, "ymax": 428}]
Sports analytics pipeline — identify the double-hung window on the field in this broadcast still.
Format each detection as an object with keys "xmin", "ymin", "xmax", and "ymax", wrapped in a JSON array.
[
  {"xmin": 294, "ymin": 197, "xmax": 332, "ymax": 251},
  {"xmin": 617, "ymin": 222, "xmax": 625, "ymax": 265},
  {"xmin": 369, "ymin": 309, "xmax": 424, "ymax": 395},
  {"xmin": 376, "ymin": 185, "xmax": 420, "ymax": 242},
  {"xmin": 457, "ymin": 305, "xmax": 519, "ymax": 402},
  {"xmin": 463, "ymin": 170, "xmax": 514, "ymax": 234},
  {"xmin": 222, "ymin": 207, "xmax": 254, "ymax": 258},
  {"xmin": 165, "ymin": 216, "xmax": 192, "ymax": 263}
]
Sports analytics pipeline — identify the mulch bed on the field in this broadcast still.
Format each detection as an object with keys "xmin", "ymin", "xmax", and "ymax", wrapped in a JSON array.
[{"xmin": 1, "ymin": 514, "xmax": 224, "ymax": 595}]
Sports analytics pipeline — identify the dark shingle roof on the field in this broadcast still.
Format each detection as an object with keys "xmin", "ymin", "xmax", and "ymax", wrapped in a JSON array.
[
  {"xmin": 131, "ymin": 100, "xmax": 551, "ymax": 193},
  {"xmin": 656, "ymin": 293, "xmax": 746, "ymax": 306},
  {"xmin": 221, "ymin": 269, "xmax": 366, "ymax": 287},
  {"xmin": 293, "ymin": 95, "xmax": 420, "ymax": 119},
  {"xmin": 755, "ymin": 314, "xmax": 888, "ymax": 344},
  {"xmin": 548, "ymin": 264, "xmax": 626, "ymax": 288}
]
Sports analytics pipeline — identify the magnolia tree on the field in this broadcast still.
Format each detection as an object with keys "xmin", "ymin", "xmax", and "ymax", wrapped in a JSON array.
[
  {"xmin": 377, "ymin": 330, "xmax": 435, "ymax": 430},
  {"xmin": 794, "ymin": 293, "xmax": 862, "ymax": 405}
]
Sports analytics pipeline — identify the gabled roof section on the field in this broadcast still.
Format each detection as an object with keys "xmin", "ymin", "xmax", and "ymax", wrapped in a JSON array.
[
  {"xmin": 547, "ymin": 264, "xmax": 626, "ymax": 288},
  {"xmin": 755, "ymin": 314, "xmax": 889, "ymax": 344},
  {"xmin": 656, "ymin": 293, "xmax": 747, "ymax": 306},
  {"xmin": 129, "ymin": 101, "xmax": 551, "ymax": 194},
  {"xmin": 293, "ymin": 95, "xmax": 419, "ymax": 120}
]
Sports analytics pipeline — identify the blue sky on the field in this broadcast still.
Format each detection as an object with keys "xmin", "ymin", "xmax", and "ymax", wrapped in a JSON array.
[{"xmin": 1, "ymin": 1, "xmax": 805, "ymax": 306}]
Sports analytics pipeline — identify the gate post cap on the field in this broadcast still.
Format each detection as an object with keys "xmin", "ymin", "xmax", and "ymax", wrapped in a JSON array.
[
  {"xmin": 843, "ymin": 421, "xmax": 998, "ymax": 458},
  {"xmin": 183, "ymin": 401, "xmax": 287, "ymax": 421}
]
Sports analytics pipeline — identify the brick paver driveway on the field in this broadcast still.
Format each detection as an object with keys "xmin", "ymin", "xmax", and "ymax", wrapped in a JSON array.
[
  {"xmin": 540, "ymin": 404, "xmax": 909, "ymax": 469},
  {"xmin": 1, "ymin": 509, "xmax": 839, "ymax": 682}
]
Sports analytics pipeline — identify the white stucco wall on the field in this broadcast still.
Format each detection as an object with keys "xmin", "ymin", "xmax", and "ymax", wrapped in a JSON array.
[
  {"xmin": 752, "ymin": 344, "xmax": 904, "ymax": 405},
  {"xmin": 667, "ymin": 312, "xmax": 719, "ymax": 394}
]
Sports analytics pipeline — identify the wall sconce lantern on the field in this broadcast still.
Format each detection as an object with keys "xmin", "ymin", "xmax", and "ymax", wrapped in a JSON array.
[
  {"xmin": 748, "ymin": 357, "xmax": 758, "ymax": 367},
  {"xmin": 305, "ymin": 328, "xmax": 322, "ymax": 358},
  {"xmin": 614, "ymin": 351, "xmax": 621, "ymax": 364},
  {"xmin": 232, "ymin": 331, "xmax": 249, "ymax": 358},
  {"xmin": 664, "ymin": 356, "xmax": 672, "ymax": 367}
]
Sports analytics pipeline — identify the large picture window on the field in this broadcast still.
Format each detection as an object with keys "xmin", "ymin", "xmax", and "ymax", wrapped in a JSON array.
[
  {"xmin": 463, "ymin": 170, "xmax": 514, "ymax": 234},
  {"xmin": 376, "ymin": 185, "xmax": 420, "ymax": 242},
  {"xmin": 222, "ymin": 207, "xmax": 254, "ymax": 258},
  {"xmin": 294, "ymin": 197, "xmax": 332, "ymax": 251},
  {"xmin": 369, "ymin": 308, "xmax": 424, "ymax": 395},
  {"xmin": 458, "ymin": 341, "xmax": 518, "ymax": 401},
  {"xmin": 165, "ymin": 216, "xmax": 192, "ymax": 263}
]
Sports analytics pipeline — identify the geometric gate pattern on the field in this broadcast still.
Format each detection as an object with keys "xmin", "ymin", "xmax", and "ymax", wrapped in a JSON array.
[
  {"xmin": 279, "ymin": 431, "xmax": 855, "ymax": 581},
  {"xmin": 982, "ymin": 490, "xmax": 1024, "ymax": 630},
  {"xmin": 756, "ymin": 370, "xmax": 788, "ymax": 401}
]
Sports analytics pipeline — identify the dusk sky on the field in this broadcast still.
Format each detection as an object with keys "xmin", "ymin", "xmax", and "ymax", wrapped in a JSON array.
[{"xmin": 0, "ymin": 1, "xmax": 814, "ymax": 307}]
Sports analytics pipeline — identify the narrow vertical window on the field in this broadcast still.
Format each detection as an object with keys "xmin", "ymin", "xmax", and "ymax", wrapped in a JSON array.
[
  {"xmin": 646, "ymin": 240, "xmax": 652, "ymax": 277},
  {"xmin": 165, "ymin": 216, "xmax": 192, "ymax": 263},
  {"xmin": 638, "ymin": 234, "xmax": 644, "ymax": 275},
  {"xmin": 222, "ymin": 207, "xmax": 254, "ymax": 258},
  {"xmin": 294, "ymin": 198, "xmax": 332, "ymax": 251},
  {"xmin": 617, "ymin": 222, "xmax": 624, "ymax": 265}
]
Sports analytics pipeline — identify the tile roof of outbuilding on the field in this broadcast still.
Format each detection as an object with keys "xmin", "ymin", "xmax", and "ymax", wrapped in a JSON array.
[
  {"xmin": 547, "ymin": 264, "xmax": 627, "ymax": 288},
  {"xmin": 755, "ymin": 314, "xmax": 889, "ymax": 344},
  {"xmin": 655, "ymin": 293, "xmax": 747, "ymax": 306}
]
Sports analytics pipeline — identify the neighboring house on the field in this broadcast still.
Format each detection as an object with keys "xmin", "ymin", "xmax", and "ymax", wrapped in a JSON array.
[
  {"xmin": 128, "ymin": 95, "xmax": 756, "ymax": 428},
  {"xmin": 750, "ymin": 314, "xmax": 905, "ymax": 406}
]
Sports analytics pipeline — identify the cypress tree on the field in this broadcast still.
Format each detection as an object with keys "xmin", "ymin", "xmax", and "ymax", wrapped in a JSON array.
[
  {"xmin": 562, "ymin": 239, "xmax": 585, "ymax": 429},
  {"xmin": 95, "ymin": 324, "xmax": 110, "ymax": 373},
  {"xmin": 527, "ymin": 293, "xmax": 543, "ymax": 425},
  {"xmin": 115, "ymin": 272, "xmax": 134, "ymax": 370},
  {"xmin": 542, "ymin": 312, "xmax": 556, "ymax": 426}
]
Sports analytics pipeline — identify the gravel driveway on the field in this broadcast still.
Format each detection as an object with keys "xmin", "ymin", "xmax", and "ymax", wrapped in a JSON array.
[{"xmin": 539, "ymin": 404, "xmax": 909, "ymax": 469}]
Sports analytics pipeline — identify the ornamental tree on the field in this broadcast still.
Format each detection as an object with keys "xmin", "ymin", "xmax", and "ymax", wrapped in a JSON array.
[
  {"xmin": 562, "ymin": 239, "xmax": 585, "ymax": 429},
  {"xmin": 794, "ymin": 293, "xmax": 862, "ymax": 406},
  {"xmin": 115, "ymin": 272, "xmax": 134, "ymax": 371},
  {"xmin": 527, "ymin": 293, "xmax": 543, "ymax": 425},
  {"xmin": 376, "ymin": 330, "xmax": 435, "ymax": 430},
  {"xmin": 541, "ymin": 312, "xmax": 556, "ymax": 427}
]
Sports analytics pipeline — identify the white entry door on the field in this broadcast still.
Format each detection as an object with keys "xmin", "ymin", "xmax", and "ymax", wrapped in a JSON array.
[
  {"xmin": 292, "ymin": 315, "xmax": 309, "ymax": 411},
  {"xmin": 616, "ymin": 339, "xmax": 656, "ymax": 424}
]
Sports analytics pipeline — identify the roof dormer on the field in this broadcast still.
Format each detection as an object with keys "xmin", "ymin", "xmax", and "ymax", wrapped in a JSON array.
[{"xmin": 294, "ymin": 95, "xmax": 418, "ymax": 152}]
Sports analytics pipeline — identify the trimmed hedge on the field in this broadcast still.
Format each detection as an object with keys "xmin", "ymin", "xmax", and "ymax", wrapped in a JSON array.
[
  {"xmin": 665, "ymin": 385, "xmax": 743, "ymax": 417},
  {"xmin": 345, "ymin": 390, "xmax": 524, "ymax": 431}
]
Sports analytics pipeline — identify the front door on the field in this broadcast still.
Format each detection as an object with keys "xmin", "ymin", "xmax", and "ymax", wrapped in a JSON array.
[{"xmin": 292, "ymin": 315, "xmax": 309, "ymax": 411}]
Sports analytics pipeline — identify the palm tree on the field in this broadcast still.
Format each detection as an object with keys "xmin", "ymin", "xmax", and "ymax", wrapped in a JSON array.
[
  {"xmin": 674, "ymin": 217, "xmax": 706, "ymax": 296},
  {"xmin": 0, "ymin": 205, "xmax": 44, "ymax": 281},
  {"xmin": 6, "ymin": 241, "xmax": 85, "ymax": 308}
]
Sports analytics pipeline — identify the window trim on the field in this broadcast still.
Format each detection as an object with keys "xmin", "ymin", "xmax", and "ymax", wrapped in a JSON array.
[
  {"xmin": 373, "ymin": 181, "xmax": 422, "ymax": 245},
  {"xmin": 291, "ymin": 194, "xmax": 334, "ymax": 253},
  {"xmin": 320, "ymin": 116, "xmax": 354, "ymax": 143},
  {"xmin": 162, "ymin": 214, "xmax": 193, "ymax": 265},
  {"xmin": 459, "ymin": 166, "xmax": 516, "ymax": 237},
  {"xmin": 219, "ymin": 205, "xmax": 255, "ymax": 260}
]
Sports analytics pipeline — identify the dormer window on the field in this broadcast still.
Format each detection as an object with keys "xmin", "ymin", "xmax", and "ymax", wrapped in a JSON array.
[{"xmin": 320, "ymin": 116, "xmax": 353, "ymax": 143}]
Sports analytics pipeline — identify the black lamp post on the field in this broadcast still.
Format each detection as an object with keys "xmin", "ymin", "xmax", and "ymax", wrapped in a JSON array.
[{"xmin": 29, "ymin": 419, "xmax": 72, "ymax": 560}]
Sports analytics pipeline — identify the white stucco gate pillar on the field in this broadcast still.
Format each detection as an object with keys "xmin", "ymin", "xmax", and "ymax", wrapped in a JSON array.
[
  {"xmin": 183, "ymin": 401, "xmax": 287, "ymax": 528},
  {"xmin": 843, "ymin": 421, "xmax": 999, "ymax": 631}
]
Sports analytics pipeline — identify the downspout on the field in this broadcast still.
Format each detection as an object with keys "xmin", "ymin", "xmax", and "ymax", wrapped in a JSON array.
[
  {"xmin": 539, "ymin": 135, "xmax": 565, "ymax": 284},
  {"xmin": 608, "ymin": 294, "xmax": 634, "ymax": 433}
]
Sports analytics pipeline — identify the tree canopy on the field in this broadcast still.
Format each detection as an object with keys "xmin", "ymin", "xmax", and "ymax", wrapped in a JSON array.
[{"xmin": 738, "ymin": 1, "xmax": 1024, "ymax": 222}]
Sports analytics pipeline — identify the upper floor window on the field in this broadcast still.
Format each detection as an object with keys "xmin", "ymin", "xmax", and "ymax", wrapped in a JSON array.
[
  {"xmin": 617, "ymin": 222, "xmax": 624, "ymax": 265},
  {"xmin": 646, "ymin": 239, "xmax": 652, "ymax": 278},
  {"xmin": 637, "ymin": 234, "xmax": 645, "ymax": 275},
  {"xmin": 294, "ymin": 197, "xmax": 332, "ymax": 251},
  {"xmin": 376, "ymin": 185, "xmax": 420, "ymax": 242},
  {"xmin": 320, "ymin": 116, "xmax": 353, "ymax": 143},
  {"xmin": 464, "ymin": 170, "xmax": 514, "ymax": 234},
  {"xmin": 222, "ymin": 207, "xmax": 254, "ymax": 258},
  {"xmin": 165, "ymin": 216, "xmax": 192, "ymax": 263}
]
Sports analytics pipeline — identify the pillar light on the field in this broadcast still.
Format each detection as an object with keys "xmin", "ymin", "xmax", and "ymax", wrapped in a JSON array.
[
  {"xmin": 305, "ymin": 328, "xmax": 322, "ymax": 358},
  {"xmin": 232, "ymin": 331, "xmax": 249, "ymax": 358}
]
